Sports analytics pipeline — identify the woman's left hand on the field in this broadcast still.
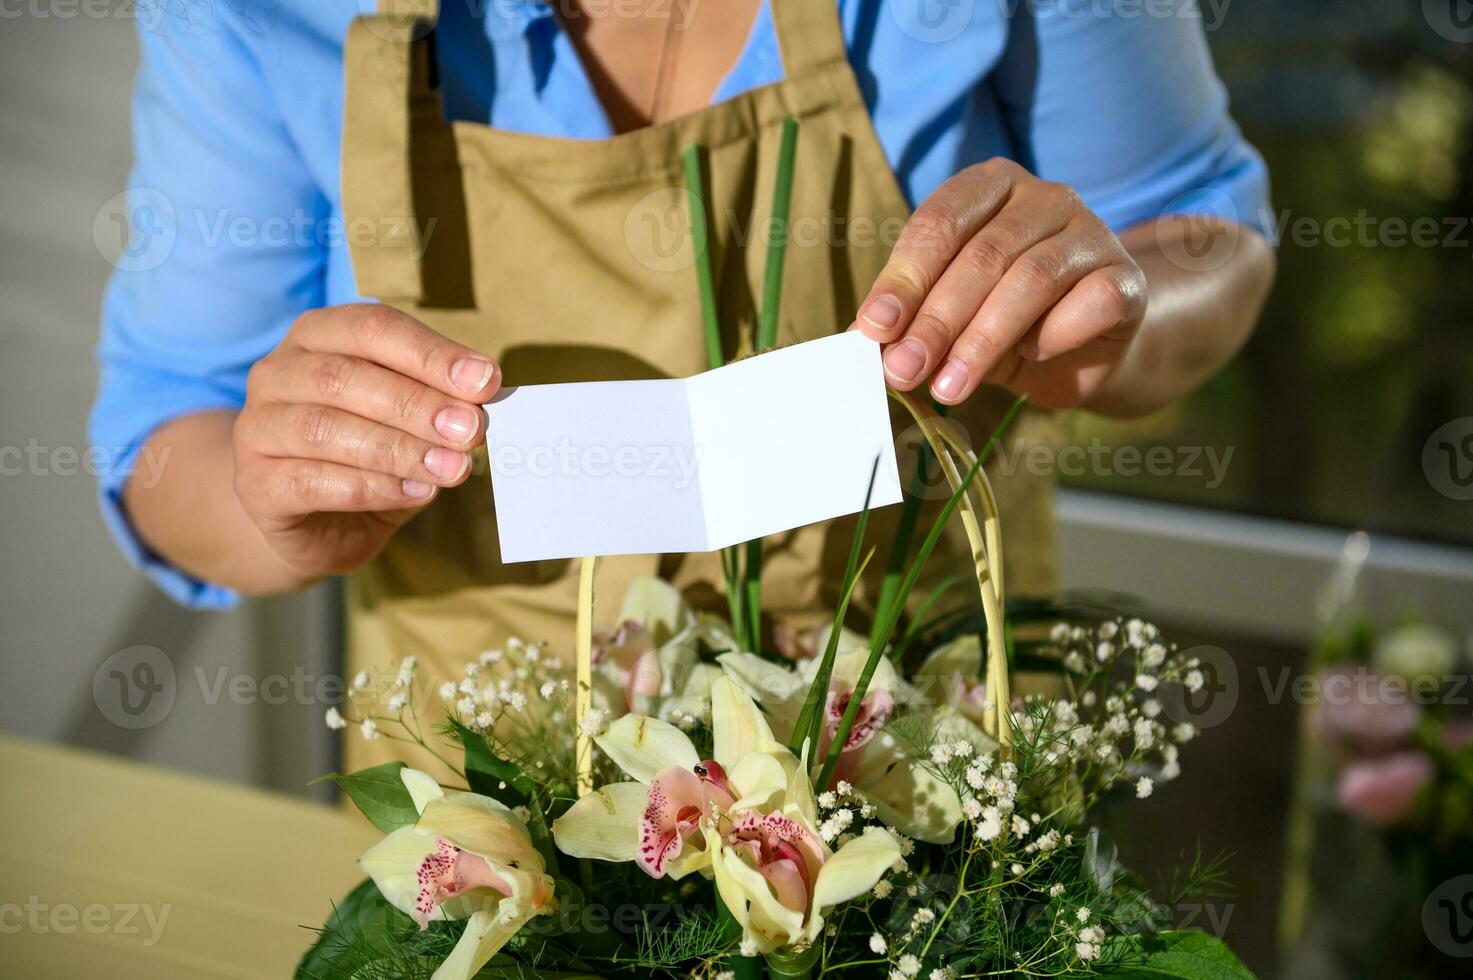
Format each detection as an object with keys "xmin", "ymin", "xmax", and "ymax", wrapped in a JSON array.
[{"xmin": 852, "ymin": 158, "xmax": 1148, "ymax": 411}]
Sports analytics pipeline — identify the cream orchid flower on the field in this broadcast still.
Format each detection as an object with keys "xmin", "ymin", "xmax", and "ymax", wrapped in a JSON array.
[
  {"xmin": 552, "ymin": 677, "xmax": 899, "ymax": 954},
  {"xmin": 719, "ymin": 632, "xmax": 981, "ymax": 844},
  {"xmin": 591, "ymin": 576, "xmax": 729, "ymax": 724},
  {"xmin": 358, "ymin": 769, "xmax": 556, "ymax": 980}
]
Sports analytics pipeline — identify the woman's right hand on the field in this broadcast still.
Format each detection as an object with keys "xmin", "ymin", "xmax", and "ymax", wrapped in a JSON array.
[{"xmin": 232, "ymin": 303, "xmax": 500, "ymax": 582}]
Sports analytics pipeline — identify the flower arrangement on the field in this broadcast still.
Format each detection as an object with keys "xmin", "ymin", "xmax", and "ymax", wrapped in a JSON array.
[
  {"xmin": 298, "ymin": 120, "xmax": 1255, "ymax": 979},
  {"xmin": 298, "ymin": 404, "xmax": 1255, "ymax": 980}
]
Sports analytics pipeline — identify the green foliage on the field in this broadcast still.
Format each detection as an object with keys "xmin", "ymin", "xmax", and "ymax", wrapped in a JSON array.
[
  {"xmin": 309, "ymin": 762, "xmax": 415, "ymax": 834},
  {"xmin": 296, "ymin": 877, "xmax": 460, "ymax": 980},
  {"xmin": 1098, "ymin": 931, "xmax": 1256, "ymax": 980},
  {"xmin": 446, "ymin": 717, "xmax": 534, "ymax": 806}
]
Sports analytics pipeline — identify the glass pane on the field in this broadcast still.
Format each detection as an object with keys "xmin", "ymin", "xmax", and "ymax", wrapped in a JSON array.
[{"xmin": 1058, "ymin": 6, "xmax": 1473, "ymax": 548}]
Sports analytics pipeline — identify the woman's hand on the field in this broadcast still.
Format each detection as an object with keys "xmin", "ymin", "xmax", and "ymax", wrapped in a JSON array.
[
  {"xmin": 231, "ymin": 303, "xmax": 499, "ymax": 581},
  {"xmin": 852, "ymin": 158, "xmax": 1147, "ymax": 411}
]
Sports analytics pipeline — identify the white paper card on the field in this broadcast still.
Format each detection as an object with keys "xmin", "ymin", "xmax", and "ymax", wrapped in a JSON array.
[{"xmin": 484, "ymin": 332, "xmax": 902, "ymax": 563}]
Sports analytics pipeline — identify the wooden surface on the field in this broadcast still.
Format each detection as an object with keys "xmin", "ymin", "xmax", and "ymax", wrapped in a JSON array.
[{"xmin": 0, "ymin": 737, "xmax": 379, "ymax": 978}]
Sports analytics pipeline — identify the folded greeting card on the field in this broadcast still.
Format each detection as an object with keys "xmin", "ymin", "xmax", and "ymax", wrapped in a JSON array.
[{"xmin": 484, "ymin": 331, "xmax": 903, "ymax": 563}]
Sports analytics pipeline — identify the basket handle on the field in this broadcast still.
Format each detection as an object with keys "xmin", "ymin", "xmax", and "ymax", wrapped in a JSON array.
[{"xmin": 572, "ymin": 390, "xmax": 1014, "ymax": 792}]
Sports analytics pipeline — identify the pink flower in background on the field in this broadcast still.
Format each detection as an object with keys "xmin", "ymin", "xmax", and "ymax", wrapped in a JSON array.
[
  {"xmin": 1335, "ymin": 751, "xmax": 1434, "ymax": 827},
  {"xmin": 1443, "ymin": 721, "xmax": 1473, "ymax": 753},
  {"xmin": 1315, "ymin": 667, "xmax": 1421, "ymax": 752}
]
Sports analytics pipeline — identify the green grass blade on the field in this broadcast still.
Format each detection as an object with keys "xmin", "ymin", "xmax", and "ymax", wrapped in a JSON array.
[
  {"xmin": 743, "ymin": 538, "xmax": 762, "ymax": 651},
  {"xmin": 817, "ymin": 454, "xmax": 985, "ymax": 789},
  {"xmin": 757, "ymin": 117, "xmax": 799, "ymax": 352},
  {"xmin": 787, "ymin": 458, "xmax": 879, "ymax": 756},
  {"xmin": 681, "ymin": 145, "xmax": 722, "ymax": 371},
  {"xmin": 870, "ymin": 439, "xmax": 929, "ymax": 648}
]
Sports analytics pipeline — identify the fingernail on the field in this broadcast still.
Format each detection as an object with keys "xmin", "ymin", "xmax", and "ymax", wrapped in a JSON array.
[
  {"xmin": 883, "ymin": 338, "xmax": 927, "ymax": 384},
  {"xmin": 402, "ymin": 479, "xmax": 435, "ymax": 499},
  {"xmin": 450, "ymin": 357, "xmax": 495, "ymax": 393},
  {"xmin": 859, "ymin": 295, "xmax": 904, "ymax": 333},
  {"xmin": 423, "ymin": 448, "xmax": 470, "ymax": 482},
  {"xmin": 932, "ymin": 360, "xmax": 969, "ymax": 401},
  {"xmin": 1018, "ymin": 340, "xmax": 1042, "ymax": 361},
  {"xmin": 434, "ymin": 406, "xmax": 478, "ymax": 444}
]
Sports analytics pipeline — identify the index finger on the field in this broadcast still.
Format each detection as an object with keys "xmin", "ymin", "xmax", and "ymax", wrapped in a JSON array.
[
  {"xmin": 291, "ymin": 303, "xmax": 500, "ymax": 402},
  {"xmin": 850, "ymin": 159, "xmax": 1017, "ymax": 342}
]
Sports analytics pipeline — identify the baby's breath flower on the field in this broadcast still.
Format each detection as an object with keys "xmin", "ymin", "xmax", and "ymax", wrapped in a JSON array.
[
  {"xmin": 539, "ymin": 681, "xmax": 557, "ymax": 699},
  {"xmin": 1076, "ymin": 906, "xmax": 1091, "ymax": 923},
  {"xmin": 873, "ymin": 879, "xmax": 893, "ymax": 899},
  {"xmin": 739, "ymin": 938, "xmax": 759, "ymax": 958},
  {"xmin": 438, "ymin": 681, "xmax": 457, "ymax": 701},
  {"xmin": 930, "ymin": 968, "xmax": 956, "ymax": 980},
  {"xmin": 1049, "ymin": 883, "xmax": 1066, "ymax": 898},
  {"xmin": 359, "ymin": 717, "xmax": 379, "ymax": 741},
  {"xmin": 1136, "ymin": 673, "xmax": 1160, "ymax": 692},
  {"xmin": 1174, "ymin": 722, "xmax": 1197, "ymax": 743},
  {"xmin": 1136, "ymin": 777, "xmax": 1154, "ymax": 799},
  {"xmin": 869, "ymin": 933, "xmax": 888, "ymax": 954},
  {"xmin": 325, "ymin": 707, "xmax": 346, "ymax": 730},
  {"xmin": 578, "ymin": 707, "xmax": 609, "ymax": 737},
  {"xmin": 385, "ymin": 692, "xmax": 407, "ymax": 712},
  {"xmin": 1185, "ymin": 669, "xmax": 1205, "ymax": 692},
  {"xmin": 352, "ymin": 670, "xmax": 370, "ymax": 691},
  {"xmin": 897, "ymin": 954, "xmax": 922, "ymax": 977}
]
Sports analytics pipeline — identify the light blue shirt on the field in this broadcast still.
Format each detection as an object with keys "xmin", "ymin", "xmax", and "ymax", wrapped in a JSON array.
[{"xmin": 92, "ymin": 0, "xmax": 1271, "ymax": 609}]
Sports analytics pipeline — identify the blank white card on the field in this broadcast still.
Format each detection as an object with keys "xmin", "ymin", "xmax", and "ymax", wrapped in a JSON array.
[{"xmin": 484, "ymin": 332, "xmax": 902, "ymax": 563}]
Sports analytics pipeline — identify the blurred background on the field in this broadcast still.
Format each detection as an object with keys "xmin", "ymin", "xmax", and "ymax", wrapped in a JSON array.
[{"xmin": 1, "ymin": 3, "xmax": 1470, "ymax": 978}]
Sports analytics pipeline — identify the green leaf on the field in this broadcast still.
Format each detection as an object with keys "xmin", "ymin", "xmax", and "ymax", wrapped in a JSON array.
[
  {"xmin": 788, "ymin": 458, "xmax": 880, "ymax": 757},
  {"xmin": 310, "ymin": 763, "xmax": 416, "ymax": 834},
  {"xmin": 1099, "ymin": 931, "xmax": 1257, "ymax": 980},
  {"xmin": 446, "ymin": 718, "xmax": 534, "ymax": 806},
  {"xmin": 295, "ymin": 877, "xmax": 415, "ymax": 979},
  {"xmin": 817, "ymin": 451, "xmax": 986, "ymax": 789}
]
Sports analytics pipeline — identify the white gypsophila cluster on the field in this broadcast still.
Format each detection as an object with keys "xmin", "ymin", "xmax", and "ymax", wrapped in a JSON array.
[
  {"xmin": 322, "ymin": 641, "xmax": 581, "ymax": 788},
  {"xmin": 1030, "ymin": 617, "xmax": 1203, "ymax": 798}
]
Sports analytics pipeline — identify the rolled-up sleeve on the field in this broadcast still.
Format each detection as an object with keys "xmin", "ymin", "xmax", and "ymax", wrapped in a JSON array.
[
  {"xmin": 90, "ymin": 9, "xmax": 328, "ymax": 609},
  {"xmin": 992, "ymin": 0, "xmax": 1271, "ymax": 237}
]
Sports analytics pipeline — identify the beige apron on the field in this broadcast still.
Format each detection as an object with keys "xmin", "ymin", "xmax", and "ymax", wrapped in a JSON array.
[{"xmin": 340, "ymin": 0, "xmax": 1062, "ymax": 776}]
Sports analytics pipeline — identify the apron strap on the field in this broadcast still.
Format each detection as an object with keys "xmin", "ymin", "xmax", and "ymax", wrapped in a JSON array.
[
  {"xmin": 771, "ymin": 0, "xmax": 852, "ymax": 79},
  {"xmin": 341, "ymin": 1, "xmax": 445, "ymax": 305}
]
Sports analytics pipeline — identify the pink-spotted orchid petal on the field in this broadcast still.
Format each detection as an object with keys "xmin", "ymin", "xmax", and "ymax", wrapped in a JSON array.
[
  {"xmin": 359, "ymin": 827, "xmax": 451, "ymax": 924},
  {"xmin": 593, "ymin": 713, "xmax": 700, "ymax": 784},
  {"xmin": 708, "ymin": 825, "xmax": 807, "ymax": 955},
  {"xmin": 637, "ymin": 765, "xmax": 710, "ymax": 878}
]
